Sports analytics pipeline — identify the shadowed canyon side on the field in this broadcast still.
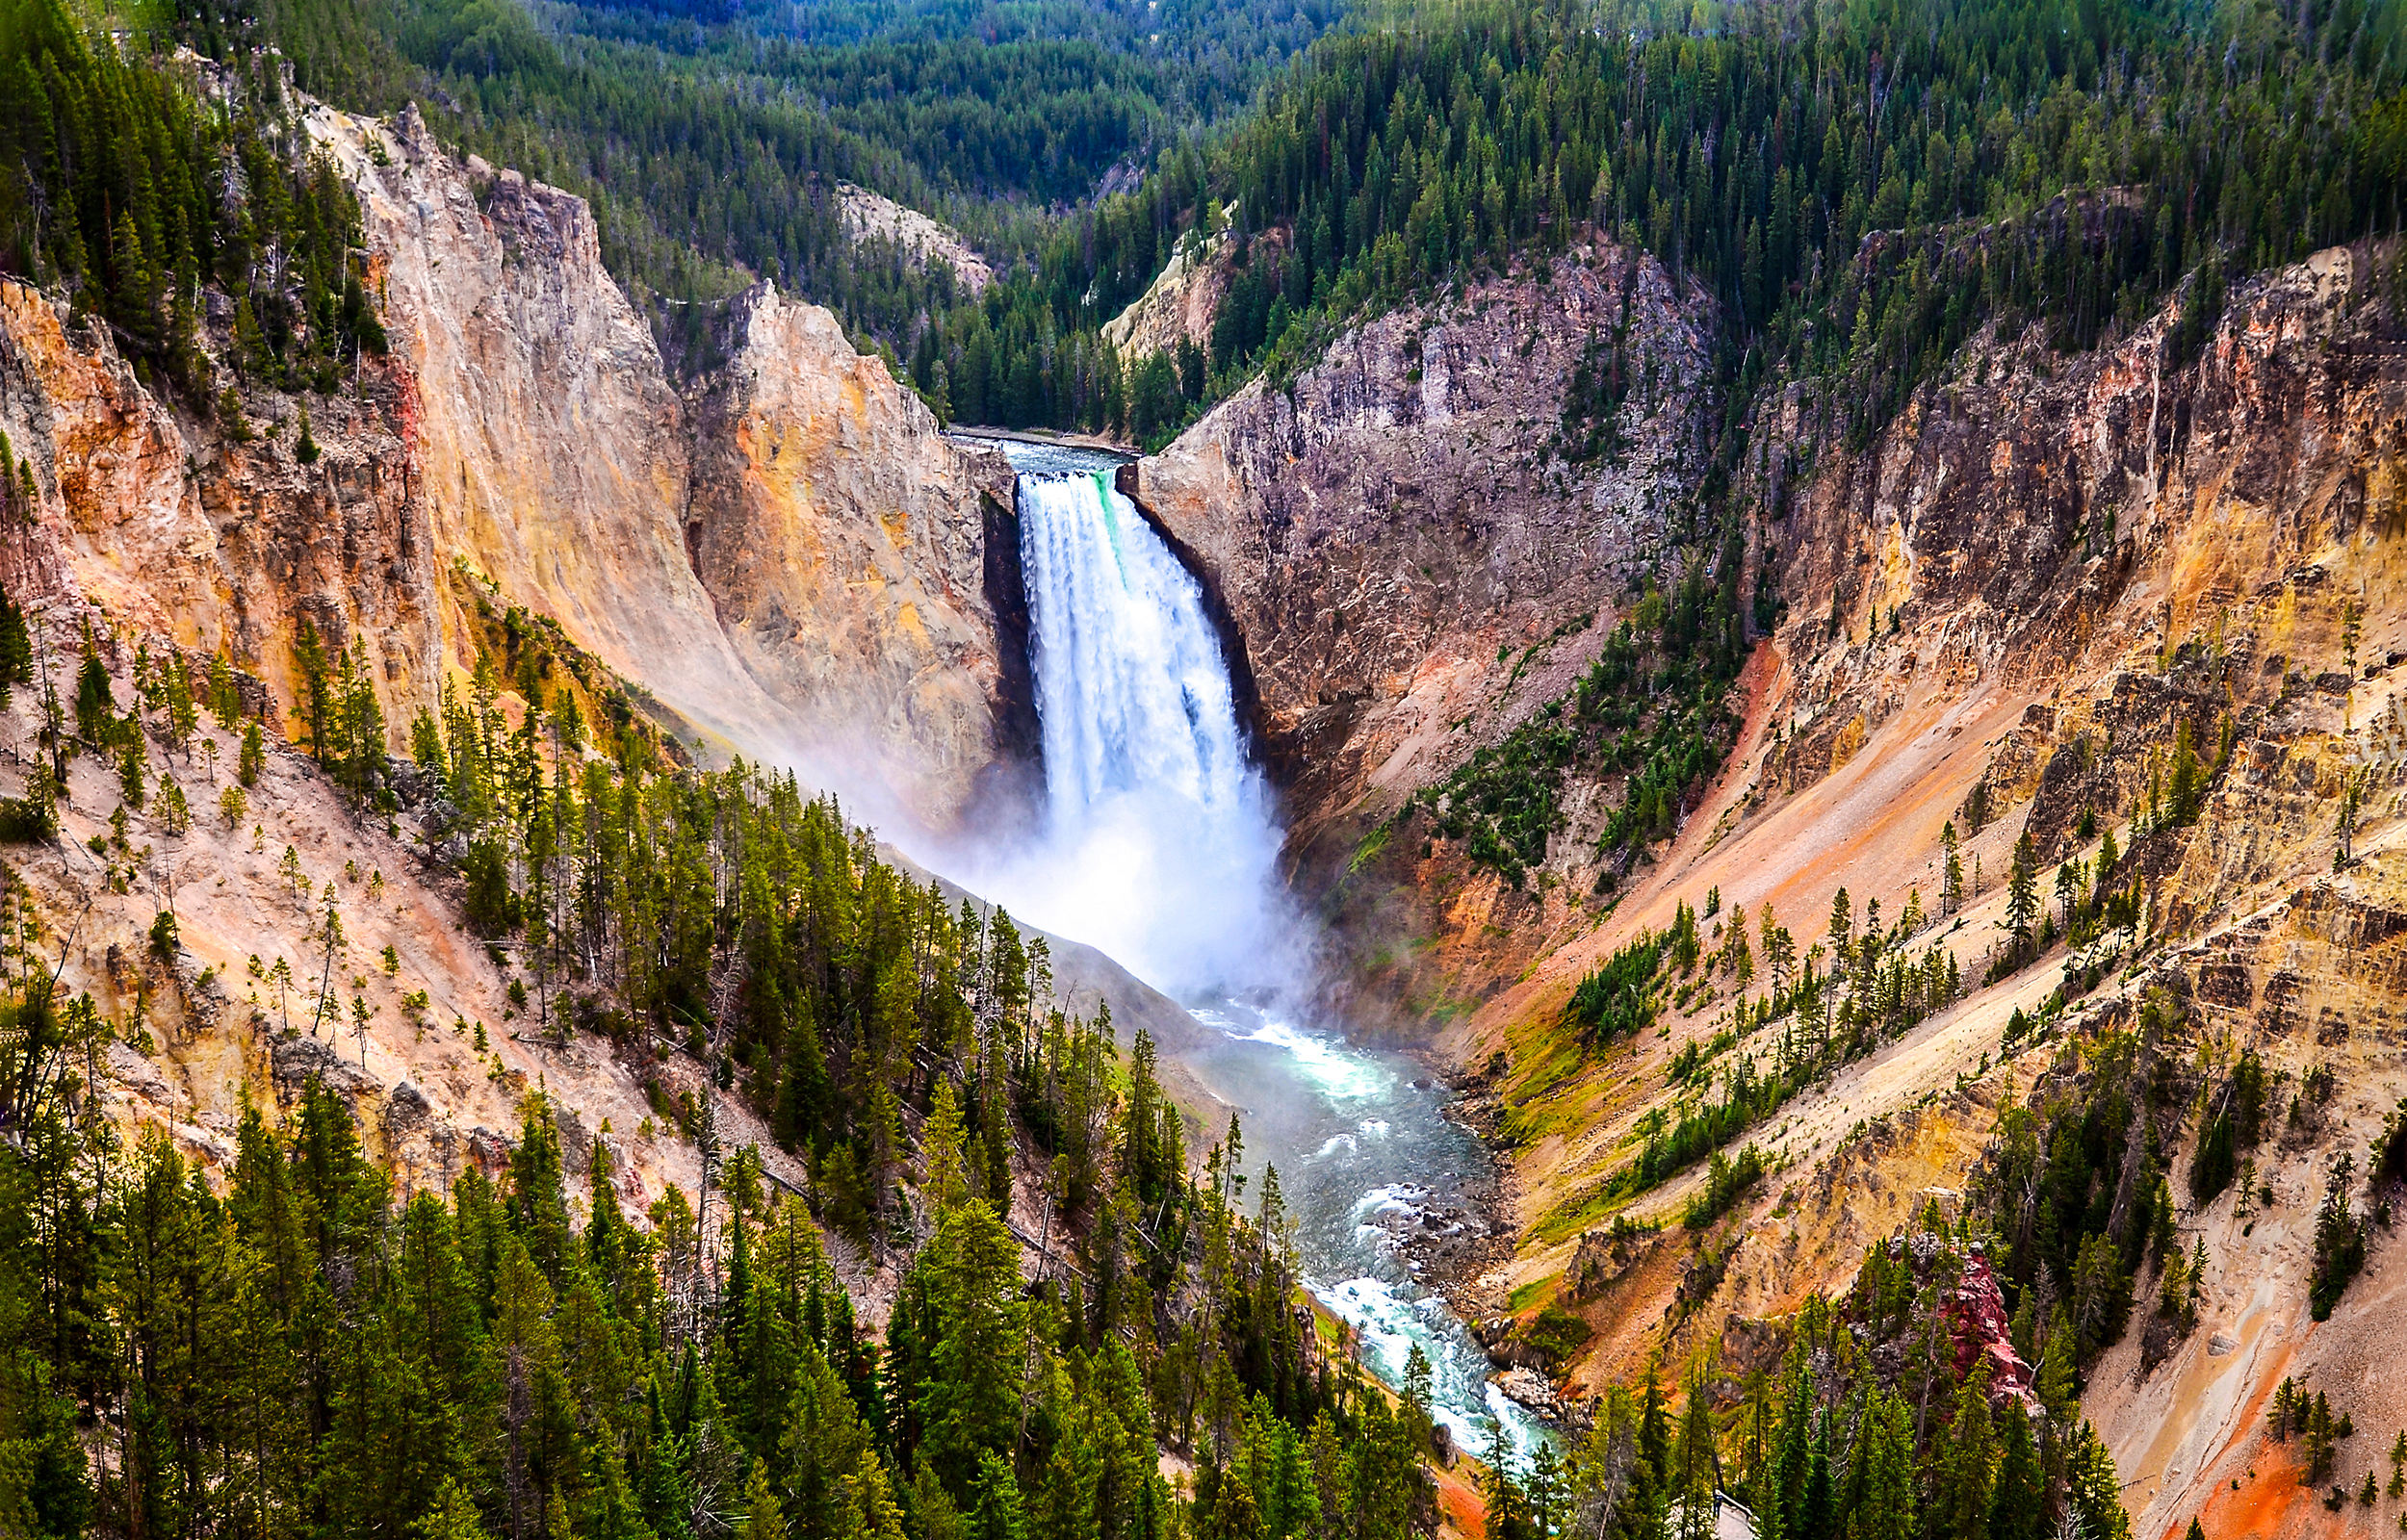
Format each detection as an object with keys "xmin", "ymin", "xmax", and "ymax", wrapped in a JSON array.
[
  {"xmin": 1134, "ymin": 243, "xmax": 1709, "ymax": 827},
  {"xmin": 1131, "ymin": 243, "xmax": 1718, "ymax": 1029}
]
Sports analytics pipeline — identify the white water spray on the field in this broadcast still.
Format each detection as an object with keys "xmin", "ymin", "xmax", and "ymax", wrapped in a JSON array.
[{"xmin": 965, "ymin": 446, "xmax": 1297, "ymax": 998}]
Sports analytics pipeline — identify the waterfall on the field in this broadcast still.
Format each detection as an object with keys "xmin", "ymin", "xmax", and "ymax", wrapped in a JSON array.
[
  {"xmin": 984, "ymin": 449, "xmax": 1293, "ymax": 997},
  {"xmin": 1019, "ymin": 470, "xmax": 1248, "ymax": 831}
]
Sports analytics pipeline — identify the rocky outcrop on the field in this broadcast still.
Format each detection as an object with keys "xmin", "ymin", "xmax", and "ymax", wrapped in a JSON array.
[
  {"xmin": 837, "ymin": 183, "xmax": 994, "ymax": 295},
  {"xmin": 4, "ymin": 87, "xmax": 1039, "ymax": 837},
  {"xmin": 1133, "ymin": 242, "xmax": 1710, "ymax": 837},
  {"xmin": 307, "ymin": 100, "xmax": 1025, "ymax": 828},
  {"xmin": 1758, "ymin": 244, "xmax": 2405, "ymax": 837},
  {"xmin": 0, "ymin": 279, "xmax": 443, "ymax": 720},
  {"xmin": 1399, "ymin": 243, "xmax": 2407, "ymax": 1540},
  {"xmin": 1103, "ymin": 222, "xmax": 1250, "ymax": 362},
  {"xmin": 307, "ymin": 101, "xmax": 791, "ymax": 754},
  {"xmin": 686, "ymin": 285, "xmax": 1026, "ymax": 821}
]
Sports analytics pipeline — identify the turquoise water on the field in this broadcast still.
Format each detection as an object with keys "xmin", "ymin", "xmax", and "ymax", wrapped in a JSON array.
[{"xmin": 1177, "ymin": 998, "xmax": 1554, "ymax": 1460}]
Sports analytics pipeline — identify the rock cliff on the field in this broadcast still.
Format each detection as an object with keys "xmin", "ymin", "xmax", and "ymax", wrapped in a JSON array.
[
  {"xmin": 0, "ymin": 84, "xmax": 1179, "ymax": 1281},
  {"xmin": 306, "ymin": 100, "xmax": 783, "ymax": 753},
  {"xmin": 1571, "ymin": 249, "xmax": 2399, "ymax": 1540},
  {"xmin": 0, "ymin": 277, "xmax": 442, "ymax": 726},
  {"xmin": 1129, "ymin": 242, "xmax": 1711, "ymax": 1031},
  {"xmin": 686, "ymin": 285, "xmax": 1026, "ymax": 824},
  {"xmin": 1724, "ymin": 244, "xmax": 2407, "ymax": 1540},
  {"xmin": 1134, "ymin": 242, "xmax": 1709, "ymax": 834},
  {"xmin": 299, "ymin": 97, "xmax": 1028, "ymax": 831},
  {"xmin": 0, "ymin": 89, "xmax": 1034, "ymax": 832},
  {"xmin": 0, "ymin": 85, "xmax": 1068, "ymax": 1287},
  {"xmin": 1103, "ymin": 221, "xmax": 1246, "ymax": 362},
  {"xmin": 836, "ymin": 182, "xmax": 995, "ymax": 295}
]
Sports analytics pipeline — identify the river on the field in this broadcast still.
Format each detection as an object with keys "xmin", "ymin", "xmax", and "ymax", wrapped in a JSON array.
[{"xmin": 1178, "ymin": 996, "xmax": 1552, "ymax": 1459}]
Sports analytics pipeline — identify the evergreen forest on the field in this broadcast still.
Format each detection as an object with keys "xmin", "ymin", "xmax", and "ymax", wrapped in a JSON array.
[{"xmin": 8, "ymin": 0, "xmax": 2402, "ymax": 442}]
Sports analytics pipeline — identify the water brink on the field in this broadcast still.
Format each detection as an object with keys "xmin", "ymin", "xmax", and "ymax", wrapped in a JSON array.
[{"xmin": 1003, "ymin": 460, "xmax": 1294, "ymax": 996}]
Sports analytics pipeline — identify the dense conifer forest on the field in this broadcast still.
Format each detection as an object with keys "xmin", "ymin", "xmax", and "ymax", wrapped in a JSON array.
[
  {"xmin": 0, "ymin": 635, "xmax": 1459, "ymax": 1540},
  {"xmin": 14, "ymin": 0, "xmax": 2399, "ymax": 441},
  {"xmin": 0, "ymin": 0, "xmax": 386, "ymax": 404},
  {"xmin": 0, "ymin": 581, "xmax": 2250, "ymax": 1540}
]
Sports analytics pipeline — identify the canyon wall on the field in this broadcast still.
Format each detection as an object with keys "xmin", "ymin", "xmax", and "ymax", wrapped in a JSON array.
[
  {"xmin": 0, "ymin": 277, "xmax": 442, "ymax": 724},
  {"xmin": 1503, "ymin": 250, "xmax": 2405, "ymax": 1540},
  {"xmin": 304, "ymin": 100, "xmax": 1027, "ymax": 828},
  {"xmin": 686, "ymin": 284, "xmax": 1026, "ymax": 824},
  {"xmin": 1128, "ymin": 243, "xmax": 1714, "ymax": 1032},
  {"xmin": 308, "ymin": 100, "xmax": 780, "ymax": 750},
  {"xmin": 1142, "ymin": 238, "xmax": 2407, "ymax": 1538},
  {"xmin": 1134, "ymin": 243, "xmax": 1709, "ymax": 838},
  {"xmin": 1727, "ymin": 246, "xmax": 2407, "ymax": 1540},
  {"xmin": 0, "ymin": 90, "xmax": 1029, "ymax": 833},
  {"xmin": 0, "ymin": 89, "xmax": 1178, "ymax": 1285}
]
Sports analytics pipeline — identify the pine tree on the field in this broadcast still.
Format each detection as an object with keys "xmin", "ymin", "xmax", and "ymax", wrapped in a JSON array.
[
  {"xmin": 294, "ymin": 620, "xmax": 334, "ymax": 765},
  {"xmin": 169, "ymin": 655, "xmax": 200, "ymax": 756},
  {"xmin": 119, "ymin": 738, "xmax": 147, "ymax": 809},
  {"xmin": 75, "ymin": 632, "xmax": 116, "ymax": 746},
  {"xmin": 1483, "ymin": 1422, "xmax": 1533, "ymax": 1540},
  {"xmin": 919, "ymin": 1078, "xmax": 973, "ymax": 1215},
  {"xmin": 1989, "ymin": 1400, "xmax": 2045, "ymax": 1540},
  {"xmin": 1797, "ymin": 1411, "xmax": 1834, "ymax": 1540},
  {"xmin": 414, "ymin": 1479, "xmax": 495, "ymax": 1540},
  {"xmin": 1850, "ymin": 1389, "xmax": 1917, "ymax": 1540},
  {"xmin": 1527, "ymin": 1440, "xmax": 1564, "ymax": 1540},
  {"xmin": 2063, "ymin": 1424, "xmax": 2133, "ymax": 1540},
  {"xmin": 2304, "ymin": 1393, "xmax": 2339, "ymax": 1485},
  {"xmin": 206, "ymin": 653, "xmax": 241, "ymax": 729},
  {"xmin": 969, "ymin": 1451, "xmax": 1025, "ymax": 1540},
  {"xmin": 1934, "ymin": 1368, "xmax": 1996, "ymax": 1540},
  {"xmin": 2034, "ymin": 1308, "xmax": 2079, "ymax": 1427},
  {"xmin": 2166, "ymin": 722, "xmax": 2203, "ymax": 826},
  {"xmin": 919, "ymin": 1202, "xmax": 1027, "ymax": 1492},
  {"xmin": 240, "ymin": 718, "xmax": 265, "ymax": 785},
  {"xmin": 2006, "ymin": 832, "xmax": 2038, "ymax": 961},
  {"xmin": 1940, "ymin": 822, "xmax": 1963, "ymax": 913},
  {"xmin": 739, "ymin": 1458, "xmax": 787, "ymax": 1540}
]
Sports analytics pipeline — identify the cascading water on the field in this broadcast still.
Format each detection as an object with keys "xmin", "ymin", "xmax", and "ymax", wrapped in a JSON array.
[
  {"xmin": 966, "ymin": 437, "xmax": 1549, "ymax": 1459},
  {"xmin": 996, "ymin": 446, "xmax": 1295, "ymax": 996},
  {"xmin": 1019, "ymin": 469, "xmax": 1246, "ymax": 831}
]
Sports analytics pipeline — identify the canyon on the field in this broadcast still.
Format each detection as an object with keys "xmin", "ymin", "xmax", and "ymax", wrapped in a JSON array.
[
  {"xmin": 5, "ymin": 65, "xmax": 2406, "ymax": 1540},
  {"xmin": 0, "ymin": 82, "xmax": 1141, "ymax": 1303}
]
